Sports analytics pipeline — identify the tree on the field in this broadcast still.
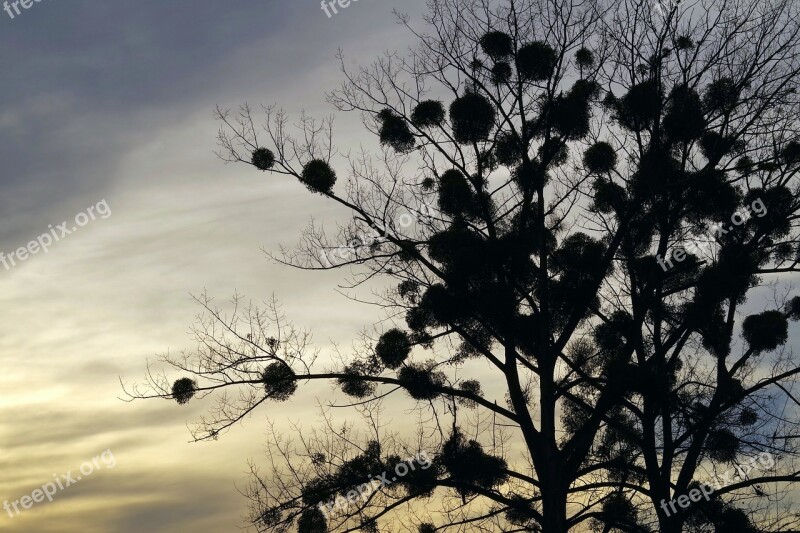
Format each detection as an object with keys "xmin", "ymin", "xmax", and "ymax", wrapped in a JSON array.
[{"xmin": 126, "ymin": 0, "xmax": 800, "ymax": 531}]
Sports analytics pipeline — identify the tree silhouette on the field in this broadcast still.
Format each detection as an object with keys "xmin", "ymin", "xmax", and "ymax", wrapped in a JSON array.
[{"xmin": 126, "ymin": 0, "xmax": 800, "ymax": 531}]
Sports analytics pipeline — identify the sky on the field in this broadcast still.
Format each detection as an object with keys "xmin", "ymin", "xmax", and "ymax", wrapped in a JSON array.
[
  {"xmin": 0, "ymin": 1, "xmax": 428, "ymax": 531},
  {"xmin": 2, "ymin": 1, "xmax": 799, "ymax": 532}
]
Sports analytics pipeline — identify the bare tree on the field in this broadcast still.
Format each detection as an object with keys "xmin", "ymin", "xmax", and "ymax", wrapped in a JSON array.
[{"xmin": 126, "ymin": 0, "xmax": 800, "ymax": 531}]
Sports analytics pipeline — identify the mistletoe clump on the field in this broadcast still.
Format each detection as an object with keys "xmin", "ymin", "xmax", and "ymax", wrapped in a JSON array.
[
  {"xmin": 251, "ymin": 147, "xmax": 275, "ymax": 171},
  {"xmin": 583, "ymin": 141, "xmax": 617, "ymax": 173},
  {"xmin": 742, "ymin": 310, "xmax": 789, "ymax": 353},
  {"xmin": 480, "ymin": 30, "xmax": 514, "ymax": 59},
  {"xmin": 449, "ymin": 92, "xmax": 497, "ymax": 144},
  {"xmin": 375, "ymin": 328, "xmax": 412, "ymax": 369},
  {"xmin": 397, "ymin": 363, "xmax": 446, "ymax": 400},
  {"xmin": 411, "ymin": 100, "xmax": 445, "ymax": 127},
  {"xmin": 378, "ymin": 108, "xmax": 416, "ymax": 153},
  {"xmin": 262, "ymin": 362, "xmax": 298, "ymax": 401},
  {"xmin": 491, "ymin": 61, "xmax": 513, "ymax": 84},
  {"xmin": 301, "ymin": 159, "xmax": 337, "ymax": 194},
  {"xmin": 575, "ymin": 47, "xmax": 594, "ymax": 68},
  {"xmin": 439, "ymin": 429, "xmax": 508, "ymax": 496},
  {"xmin": 437, "ymin": 169, "xmax": 480, "ymax": 219},
  {"xmin": 705, "ymin": 428, "xmax": 740, "ymax": 463},
  {"xmin": 337, "ymin": 361, "xmax": 378, "ymax": 398},
  {"xmin": 171, "ymin": 377, "xmax": 197, "ymax": 405},
  {"xmin": 298, "ymin": 507, "xmax": 327, "ymax": 533},
  {"xmin": 516, "ymin": 41, "xmax": 557, "ymax": 81}
]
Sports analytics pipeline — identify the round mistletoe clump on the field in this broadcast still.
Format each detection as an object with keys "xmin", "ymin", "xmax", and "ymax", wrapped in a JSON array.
[
  {"xmin": 262, "ymin": 362, "xmax": 298, "ymax": 401},
  {"xmin": 172, "ymin": 377, "xmax": 197, "ymax": 405},
  {"xmin": 449, "ymin": 92, "xmax": 496, "ymax": 144},
  {"xmin": 494, "ymin": 132, "xmax": 523, "ymax": 166},
  {"xmin": 297, "ymin": 507, "xmax": 327, "ymax": 533},
  {"xmin": 517, "ymin": 42, "xmax": 557, "ymax": 81},
  {"xmin": 337, "ymin": 362, "xmax": 377, "ymax": 398},
  {"xmin": 301, "ymin": 159, "xmax": 337, "ymax": 194},
  {"xmin": 438, "ymin": 169, "xmax": 479, "ymax": 219},
  {"xmin": 378, "ymin": 109, "xmax": 416, "ymax": 153},
  {"xmin": 480, "ymin": 30, "xmax": 514, "ymax": 60},
  {"xmin": 575, "ymin": 47, "xmax": 594, "ymax": 69},
  {"xmin": 584, "ymin": 141, "xmax": 617, "ymax": 173},
  {"xmin": 705, "ymin": 428, "xmax": 740, "ymax": 463},
  {"xmin": 375, "ymin": 328, "xmax": 412, "ymax": 369},
  {"xmin": 411, "ymin": 100, "xmax": 446, "ymax": 127},
  {"xmin": 398, "ymin": 363, "xmax": 446, "ymax": 400},
  {"xmin": 742, "ymin": 310, "xmax": 788, "ymax": 352},
  {"xmin": 491, "ymin": 62, "xmax": 513, "ymax": 85},
  {"xmin": 251, "ymin": 148, "xmax": 276, "ymax": 171}
]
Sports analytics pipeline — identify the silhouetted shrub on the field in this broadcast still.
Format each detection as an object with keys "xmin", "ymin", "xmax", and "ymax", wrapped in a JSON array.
[
  {"xmin": 398, "ymin": 363, "xmax": 446, "ymax": 400},
  {"xmin": 412, "ymin": 100, "xmax": 445, "ymax": 128},
  {"xmin": 584, "ymin": 141, "xmax": 617, "ymax": 173},
  {"xmin": 663, "ymin": 84, "xmax": 705, "ymax": 142},
  {"xmin": 718, "ymin": 507, "xmax": 758, "ymax": 532},
  {"xmin": 494, "ymin": 132, "xmax": 523, "ymax": 166},
  {"xmin": 781, "ymin": 140, "xmax": 800, "ymax": 165},
  {"xmin": 700, "ymin": 131, "xmax": 741, "ymax": 160},
  {"xmin": 259, "ymin": 507, "xmax": 281, "ymax": 528},
  {"xmin": 438, "ymin": 169, "xmax": 479, "ymax": 218},
  {"xmin": 592, "ymin": 179, "xmax": 626, "ymax": 213},
  {"xmin": 601, "ymin": 493, "xmax": 638, "ymax": 527},
  {"xmin": 449, "ymin": 93, "xmax": 496, "ymax": 143},
  {"xmin": 513, "ymin": 160, "xmax": 546, "ymax": 189},
  {"xmin": 739, "ymin": 407, "xmax": 758, "ymax": 426},
  {"xmin": 676, "ymin": 36, "xmax": 695, "ymax": 50},
  {"xmin": 788, "ymin": 296, "xmax": 800, "ymax": 319},
  {"xmin": 545, "ymin": 80, "xmax": 598, "ymax": 139},
  {"xmin": 742, "ymin": 310, "xmax": 788, "ymax": 352},
  {"xmin": 491, "ymin": 61, "xmax": 512, "ymax": 84},
  {"xmin": 538, "ymin": 138, "xmax": 569, "ymax": 166},
  {"xmin": 298, "ymin": 507, "xmax": 327, "ymax": 533},
  {"xmin": 440, "ymin": 429, "xmax": 507, "ymax": 496},
  {"xmin": 376, "ymin": 328, "xmax": 412, "ymax": 369},
  {"xmin": 262, "ymin": 362, "xmax": 297, "ymax": 401},
  {"xmin": 480, "ymin": 31, "xmax": 513, "ymax": 60},
  {"xmin": 575, "ymin": 47, "xmax": 594, "ymax": 68},
  {"xmin": 337, "ymin": 362, "xmax": 377, "ymax": 398},
  {"xmin": 396, "ymin": 459, "xmax": 439, "ymax": 498},
  {"xmin": 301, "ymin": 159, "xmax": 337, "ymax": 194},
  {"xmin": 706, "ymin": 428, "xmax": 740, "ymax": 463},
  {"xmin": 745, "ymin": 186, "xmax": 793, "ymax": 237},
  {"xmin": 615, "ymin": 79, "xmax": 662, "ymax": 131},
  {"xmin": 378, "ymin": 109, "xmax": 416, "ymax": 153},
  {"xmin": 172, "ymin": 378, "xmax": 197, "ymax": 405},
  {"xmin": 505, "ymin": 495, "xmax": 538, "ymax": 526},
  {"xmin": 251, "ymin": 148, "xmax": 276, "ymax": 171},
  {"xmin": 517, "ymin": 42, "xmax": 557, "ymax": 81},
  {"xmin": 457, "ymin": 379, "xmax": 482, "ymax": 408},
  {"xmin": 703, "ymin": 77, "xmax": 739, "ymax": 114}
]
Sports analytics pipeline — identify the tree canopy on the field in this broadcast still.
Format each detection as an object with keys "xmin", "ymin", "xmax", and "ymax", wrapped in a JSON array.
[{"xmin": 128, "ymin": 0, "xmax": 800, "ymax": 531}]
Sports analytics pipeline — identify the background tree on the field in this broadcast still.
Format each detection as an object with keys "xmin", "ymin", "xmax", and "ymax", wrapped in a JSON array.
[{"xmin": 127, "ymin": 0, "xmax": 800, "ymax": 531}]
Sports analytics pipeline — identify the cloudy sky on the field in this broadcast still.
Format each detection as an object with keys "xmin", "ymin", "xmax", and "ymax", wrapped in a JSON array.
[{"xmin": 0, "ymin": 1, "xmax": 428, "ymax": 531}]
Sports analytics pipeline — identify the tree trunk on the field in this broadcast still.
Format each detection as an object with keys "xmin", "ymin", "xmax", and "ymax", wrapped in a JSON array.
[{"xmin": 541, "ymin": 482, "xmax": 568, "ymax": 533}]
